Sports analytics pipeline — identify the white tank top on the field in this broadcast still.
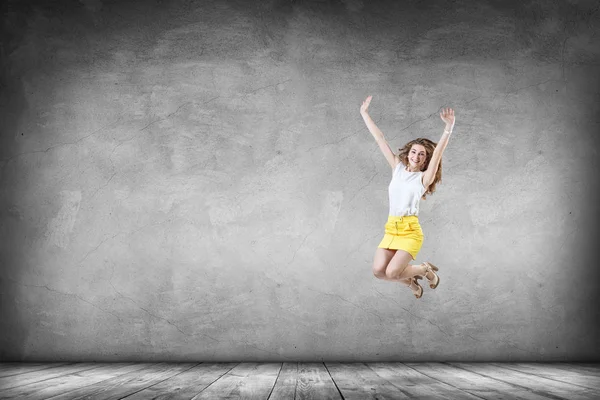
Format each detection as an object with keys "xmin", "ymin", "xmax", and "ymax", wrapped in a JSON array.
[{"xmin": 388, "ymin": 162, "xmax": 426, "ymax": 216}]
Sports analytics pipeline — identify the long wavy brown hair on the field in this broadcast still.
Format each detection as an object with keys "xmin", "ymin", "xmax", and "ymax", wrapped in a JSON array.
[{"xmin": 398, "ymin": 138, "xmax": 442, "ymax": 199}]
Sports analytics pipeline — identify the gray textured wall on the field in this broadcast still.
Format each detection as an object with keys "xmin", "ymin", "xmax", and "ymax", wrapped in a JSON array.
[{"xmin": 1, "ymin": 0, "xmax": 599, "ymax": 362}]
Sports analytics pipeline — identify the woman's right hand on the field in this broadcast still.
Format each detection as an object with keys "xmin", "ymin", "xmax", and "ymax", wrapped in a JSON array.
[{"xmin": 360, "ymin": 95, "xmax": 372, "ymax": 115}]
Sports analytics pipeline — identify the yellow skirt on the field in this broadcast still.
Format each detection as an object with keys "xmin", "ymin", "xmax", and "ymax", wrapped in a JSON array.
[{"xmin": 377, "ymin": 215, "xmax": 424, "ymax": 260}]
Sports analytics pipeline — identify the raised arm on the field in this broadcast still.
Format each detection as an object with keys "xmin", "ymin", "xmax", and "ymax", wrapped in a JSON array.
[
  {"xmin": 423, "ymin": 107, "xmax": 455, "ymax": 189},
  {"xmin": 360, "ymin": 96, "xmax": 399, "ymax": 170}
]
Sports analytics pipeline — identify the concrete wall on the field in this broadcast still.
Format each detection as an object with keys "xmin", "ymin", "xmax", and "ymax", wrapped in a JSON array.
[{"xmin": 1, "ymin": 0, "xmax": 599, "ymax": 362}]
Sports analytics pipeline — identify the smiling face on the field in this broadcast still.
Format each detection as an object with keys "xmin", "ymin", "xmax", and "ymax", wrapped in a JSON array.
[{"xmin": 408, "ymin": 144, "xmax": 427, "ymax": 170}]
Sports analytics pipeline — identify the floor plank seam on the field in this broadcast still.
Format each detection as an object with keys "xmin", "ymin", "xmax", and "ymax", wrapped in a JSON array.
[
  {"xmin": 402, "ymin": 363, "xmax": 488, "ymax": 400},
  {"xmin": 362, "ymin": 362, "xmax": 414, "ymax": 399},
  {"xmin": 446, "ymin": 363, "xmax": 570, "ymax": 400},
  {"xmin": 41, "ymin": 363, "xmax": 153, "ymax": 400},
  {"xmin": 322, "ymin": 362, "xmax": 345, "ymax": 400},
  {"xmin": 3, "ymin": 363, "xmax": 104, "ymax": 391},
  {"xmin": 490, "ymin": 363, "xmax": 600, "ymax": 391},
  {"xmin": 191, "ymin": 362, "xmax": 241, "ymax": 399},
  {"xmin": 0, "ymin": 363, "xmax": 71, "ymax": 378},
  {"xmin": 293, "ymin": 363, "xmax": 298, "ymax": 400},
  {"xmin": 265, "ymin": 362, "xmax": 284, "ymax": 400},
  {"xmin": 117, "ymin": 362, "xmax": 201, "ymax": 400}
]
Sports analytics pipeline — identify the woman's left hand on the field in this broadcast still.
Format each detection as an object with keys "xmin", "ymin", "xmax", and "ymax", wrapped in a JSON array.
[{"xmin": 440, "ymin": 107, "xmax": 455, "ymax": 128}]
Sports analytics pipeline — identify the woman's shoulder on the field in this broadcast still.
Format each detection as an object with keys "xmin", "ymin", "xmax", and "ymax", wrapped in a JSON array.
[{"xmin": 393, "ymin": 160, "xmax": 404, "ymax": 171}]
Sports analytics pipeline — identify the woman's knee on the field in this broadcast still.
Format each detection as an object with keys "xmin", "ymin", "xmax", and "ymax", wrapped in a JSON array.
[
  {"xmin": 372, "ymin": 265, "xmax": 387, "ymax": 279},
  {"xmin": 385, "ymin": 263, "xmax": 407, "ymax": 279},
  {"xmin": 385, "ymin": 267, "xmax": 397, "ymax": 279},
  {"xmin": 372, "ymin": 248, "xmax": 395, "ymax": 279},
  {"xmin": 385, "ymin": 250, "xmax": 412, "ymax": 278}
]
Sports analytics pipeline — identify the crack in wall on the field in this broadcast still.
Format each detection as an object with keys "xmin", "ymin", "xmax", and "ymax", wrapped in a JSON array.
[
  {"xmin": 343, "ymin": 232, "xmax": 381, "ymax": 263},
  {"xmin": 88, "ymin": 171, "xmax": 117, "ymax": 199},
  {"xmin": 347, "ymin": 170, "xmax": 378, "ymax": 204},
  {"xmin": 0, "ymin": 117, "xmax": 123, "ymax": 163},
  {"xmin": 307, "ymin": 286, "xmax": 383, "ymax": 324},
  {"xmin": 246, "ymin": 79, "xmax": 292, "ymax": 95},
  {"xmin": 107, "ymin": 265, "xmax": 220, "ymax": 343},
  {"xmin": 9, "ymin": 278, "xmax": 123, "ymax": 322},
  {"xmin": 373, "ymin": 289, "xmax": 539, "ymax": 355},
  {"xmin": 76, "ymin": 217, "xmax": 177, "ymax": 267},
  {"xmin": 373, "ymin": 288, "xmax": 451, "ymax": 337},
  {"xmin": 239, "ymin": 340, "xmax": 295, "ymax": 360},
  {"xmin": 111, "ymin": 101, "xmax": 194, "ymax": 149},
  {"xmin": 288, "ymin": 225, "xmax": 319, "ymax": 265}
]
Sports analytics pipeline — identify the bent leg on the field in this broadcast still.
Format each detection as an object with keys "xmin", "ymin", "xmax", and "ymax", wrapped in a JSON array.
[
  {"xmin": 373, "ymin": 247, "xmax": 395, "ymax": 279},
  {"xmin": 385, "ymin": 256, "xmax": 435, "ymax": 283},
  {"xmin": 373, "ymin": 248, "xmax": 412, "ymax": 285},
  {"xmin": 385, "ymin": 249, "xmax": 433, "ymax": 282},
  {"xmin": 397, "ymin": 263, "xmax": 427, "ymax": 280},
  {"xmin": 385, "ymin": 249, "xmax": 415, "ymax": 279}
]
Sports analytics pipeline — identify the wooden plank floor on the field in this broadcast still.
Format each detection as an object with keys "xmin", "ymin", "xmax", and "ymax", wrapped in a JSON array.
[{"xmin": 0, "ymin": 362, "xmax": 598, "ymax": 399}]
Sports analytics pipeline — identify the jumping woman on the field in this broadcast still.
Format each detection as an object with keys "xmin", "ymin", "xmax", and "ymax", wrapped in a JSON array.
[{"xmin": 360, "ymin": 95, "xmax": 455, "ymax": 299}]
